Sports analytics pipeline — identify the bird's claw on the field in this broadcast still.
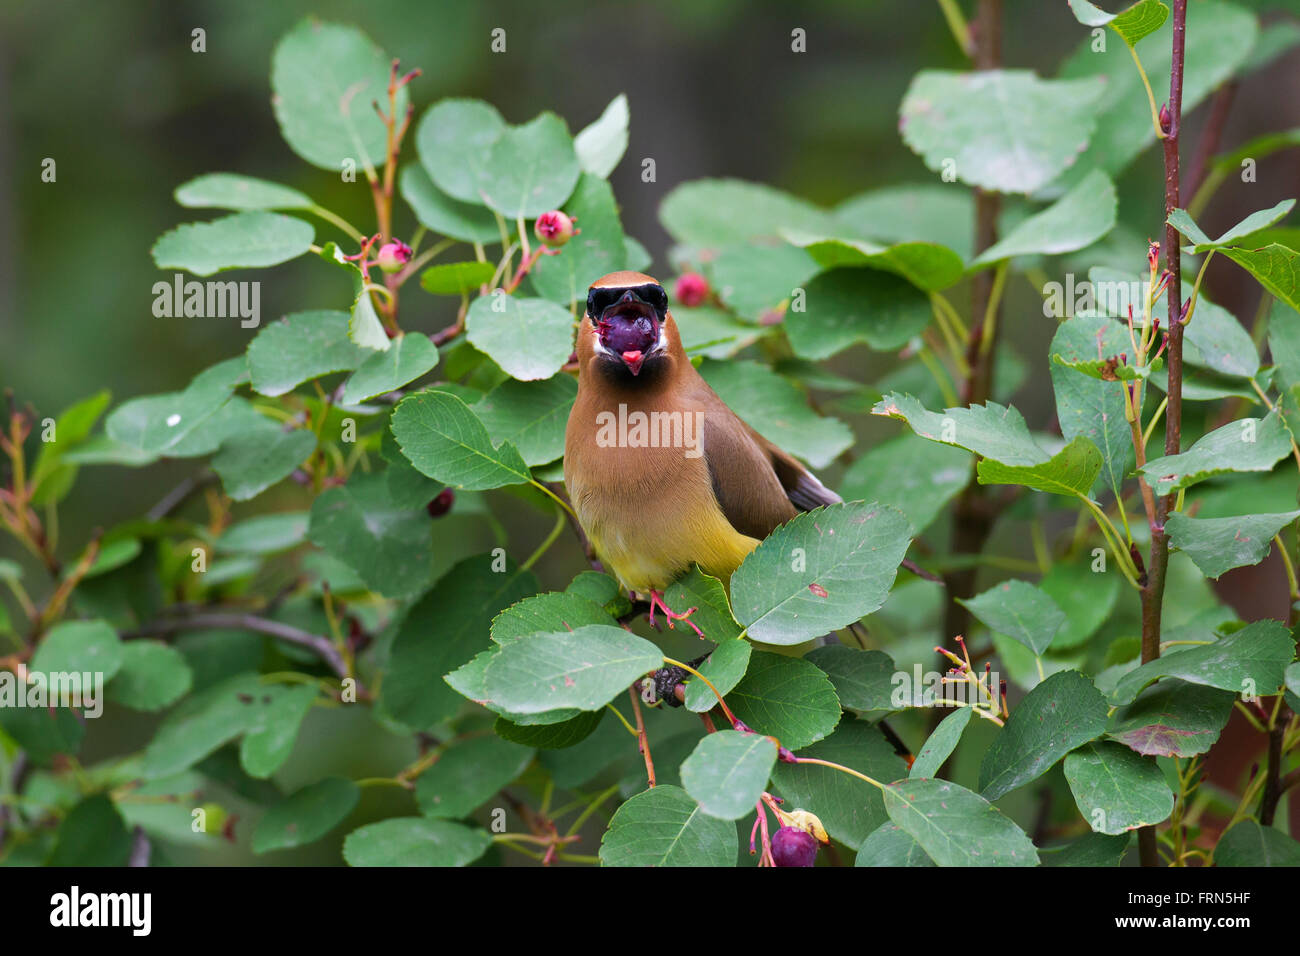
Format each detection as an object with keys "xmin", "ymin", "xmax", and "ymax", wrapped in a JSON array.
[{"xmin": 646, "ymin": 590, "xmax": 705, "ymax": 638}]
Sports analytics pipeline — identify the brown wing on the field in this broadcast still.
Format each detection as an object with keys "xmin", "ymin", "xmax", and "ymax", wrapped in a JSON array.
[{"xmin": 686, "ymin": 373, "xmax": 841, "ymax": 540}]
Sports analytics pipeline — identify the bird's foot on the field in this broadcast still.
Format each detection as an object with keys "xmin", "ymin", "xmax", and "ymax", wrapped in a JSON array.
[{"xmin": 646, "ymin": 589, "xmax": 704, "ymax": 638}]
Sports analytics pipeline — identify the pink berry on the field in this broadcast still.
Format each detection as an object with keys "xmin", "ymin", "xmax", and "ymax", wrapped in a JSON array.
[
  {"xmin": 534, "ymin": 211, "xmax": 575, "ymax": 247},
  {"xmin": 376, "ymin": 240, "xmax": 412, "ymax": 273},
  {"xmin": 674, "ymin": 272, "xmax": 709, "ymax": 308}
]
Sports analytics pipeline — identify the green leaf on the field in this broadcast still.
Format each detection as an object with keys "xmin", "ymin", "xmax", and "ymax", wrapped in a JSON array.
[
  {"xmin": 343, "ymin": 818, "xmax": 491, "ymax": 867},
  {"xmin": 1040, "ymin": 832, "xmax": 1131, "ymax": 867},
  {"xmin": 415, "ymin": 735, "xmax": 534, "ymax": 819},
  {"xmin": 1067, "ymin": 0, "xmax": 1168, "ymax": 46},
  {"xmin": 48, "ymin": 795, "xmax": 132, "ymax": 866},
  {"xmin": 482, "ymin": 624, "xmax": 662, "ymax": 714},
  {"xmin": 1111, "ymin": 619, "xmax": 1296, "ymax": 704},
  {"xmin": 1220, "ymin": 244, "xmax": 1300, "ymax": 314},
  {"xmin": 142, "ymin": 674, "xmax": 266, "ymax": 777},
  {"xmin": 419, "ymin": 261, "xmax": 495, "ymax": 296},
  {"xmin": 247, "ymin": 310, "xmax": 370, "ymax": 397},
  {"xmin": 1058, "ymin": 0, "xmax": 1257, "ymax": 185},
  {"xmin": 308, "ymin": 473, "xmax": 433, "ymax": 598},
  {"xmin": 466, "ymin": 294, "xmax": 574, "ymax": 382},
  {"xmin": 271, "ymin": 19, "xmax": 405, "ymax": 171},
  {"xmin": 399, "ymin": 165, "xmax": 500, "ymax": 244},
  {"xmin": 31, "ymin": 619, "xmax": 123, "ymax": 680},
  {"xmin": 898, "ymin": 70, "xmax": 1106, "ymax": 194},
  {"xmin": 784, "ymin": 234, "xmax": 965, "ymax": 292},
  {"xmin": 977, "ymin": 435, "xmax": 1103, "ymax": 499},
  {"xmin": 683, "ymin": 639, "xmax": 752, "ymax": 713},
  {"xmin": 493, "ymin": 710, "xmax": 604, "ymax": 749},
  {"xmin": 804, "ymin": 645, "xmax": 899, "ymax": 718},
  {"xmin": 107, "ymin": 642, "xmax": 192, "ymax": 712},
  {"xmin": 390, "ymin": 389, "xmax": 531, "ymax": 490},
  {"xmin": 1107, "ymin": 680, "xmax": 1235, "ymax": 757},
  {"xmin": 600, "ymin": 785, "xmax": 738, "ymax": 867},
  {"xmin": 491, "ymin": 590, "xmax": 615, "ymax": 646},
  {"xmin": 872, "ymin": 392, "xmax": 1049, "ymax": 465},
  {"xmin": 783, "ymin": 267, "xmax": 933, "ymax": 358},
  {"xmin": 473, "ymin": 374, "xmax": 577, "ymax": 467},
  {"xmin": 240, "ymin": 684, "xmax": 318, "ymax": 778},
  {"xmin": 530, "ymin": 174, "xmax": 628, "ymax": 306},
  {"xmin": 1049, "ymin": 314, "xmax": 1137, "ymax": 499},
  {"xmin": 698, "ymin": 359, "xmax": 852, "ymax": 469},
  {"xmin": 970, "ymin": 170, "xmax": 1117, "ymax": 268},
  {"xmin": 731, "ymin": 502, "xmax": 910, "ymax": 646},
  {"xmin": 151, "ymin": 211, "xmax": 313, "ymax": 276},
  {"xmin": 665, "ymin": 567, "xmax": 744, "ymax": 646},
  {"xmin": 252, "ymin": 777, "xmax": 360, "ymax": 854},
  {"xmin": 1039, "ymin": 560, "xmax": 1120, "ymax": 649},
  {"xmin": 856, "ymin": 823, "xmax": 935, "ymax": 866},
  {"xmin": 1215, "ymin": 820, "xmax": 1300, "ymax": 866},
  {"xmin": 1166, "ymin": 510, "xmax": 1299, "ymax": 579},
  {"xmin": 476, "ymin": 112, "xmax": 580, "ymax": 219},
  {"xmin": 340, "ymin": 334, "xmax": 439, "ymax": 404},
  {"xmin": 909, "ymin": 708, "xmax": 973, "ymax": 779},
  {"xmin": 574, "ymin": 94, "xmax": 629, "ymax": 178},
  {"xmin": 660, "ymin": 179, "xmax": 837, "ymax": 247},
  {"xmin": 29, "ymin": 390, "xmax": 111, "ymax": 506},
  {"xmin": 218, "ymin": 512, "xmax": 310, "ymax": 555},
  {"xmin": 1139, "ymin": 410, "xmax": 1292, "ymax": 496},
  {"xmin": 417, "ymin": 98, "xmax": 508, "ymax": 203},
  {"xmin": 381, "ymin": 558, "xmax": 537, "ymax": 730},
  {"xmin": 773, "ymin": 719, "xmax": 905, "ymax": 848},
  {"xmin": 884, "ymin": 778, "xmax": 1039, "ymax": 866},
  {"xmin": 105, "ymin": 357, "xmax": 245, "ymax": 455},
  {"xmin": 316, "ymin": 242, "xmax": 390, "ymax": 352},
  {"xmin": 212, "ymin": 423, "xmax": 317, "ymax": 501},
  {"xmin": 1063, "ymin": 741, "xmax": 1173, "ymax": 834},
  {"xmin": 680, "ymin": 730, "xmax": 777, "ymax": 820},
  {"xmin": 1167, "ymin": 199, "xmax": 1295, "ymax": 253},
  {"xmin": 707, "ymin": 243, "xmax": 818, "ymax": 320},
  {"xmin": 979, "ymin": 670, "xmax": 1109, "ymax": 801},
  {"xmin": 175, "ymin": 172, "xmax": 312, "ymax": 211},
  {"xmin": 835, "ymin": 184, "xmax": 975, "ymax": 259},
  {"xmin": 959, "ymin": 579, "xmax": 1067, "ymax": 656},
  {"xmin": 727, "ymin": 652, "xmax": 841, "ymax": 751},
  {"xmin": 0, "ymin": 703, "xmax": 83, "ymax": 765},
  {"xmin": 676, "ymin": 306, "xmax": 764, "ymax": 359},
  {"xmin": 840, "ymin": 434, "xmax": 970, "ymax": 536}
]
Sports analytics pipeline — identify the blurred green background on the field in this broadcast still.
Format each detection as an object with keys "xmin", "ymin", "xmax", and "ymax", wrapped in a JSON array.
[{"xmin": 2, "ymin": 0, "xmax": 1299, "ymax": 863}]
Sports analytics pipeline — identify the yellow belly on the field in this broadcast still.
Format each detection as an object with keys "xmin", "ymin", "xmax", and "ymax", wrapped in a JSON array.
[{"xmin": 581, "ymin": 501, "xmax": 759, "ymax": 595}]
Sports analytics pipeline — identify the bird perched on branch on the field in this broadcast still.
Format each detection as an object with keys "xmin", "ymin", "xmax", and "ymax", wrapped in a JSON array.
[{"xmin": 564, "ymin": 271, "xmax": 841, "ymax": 634}]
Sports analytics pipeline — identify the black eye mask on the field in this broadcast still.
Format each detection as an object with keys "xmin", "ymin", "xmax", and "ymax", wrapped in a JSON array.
[{"xmin": 587, "ymin": 283, "xmax": 668, "ymax": 321}]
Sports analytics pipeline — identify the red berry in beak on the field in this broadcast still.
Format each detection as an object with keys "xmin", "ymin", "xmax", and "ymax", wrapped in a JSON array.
[{"xmin": 622, "ymin": 350, "xmax": 644, "ymax": 375}]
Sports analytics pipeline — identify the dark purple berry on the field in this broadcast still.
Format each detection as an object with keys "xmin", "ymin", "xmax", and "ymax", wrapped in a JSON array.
[
  {"xmin": 771, "ymin": 826, "xmax": 817, "ymax": 867},
  {"xmin": 426, "ymin": 488, "xmax": 454, "ymax": 518}
]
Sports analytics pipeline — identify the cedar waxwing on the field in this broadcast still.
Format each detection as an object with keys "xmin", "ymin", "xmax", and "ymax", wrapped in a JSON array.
[{"xmin": 564, "ymin": 271, "xmax": 841, "ymax": 634}]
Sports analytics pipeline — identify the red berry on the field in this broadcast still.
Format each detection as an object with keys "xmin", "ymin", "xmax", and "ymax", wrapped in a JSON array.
[
  {"xmin": 674, "ymin": 272, "xmax": 709, "ymax": 307},
  {"xmin": 534, "ymin": 211, "xmax": 575, "ymax": 247},
  {"xmin": 426, "ymin": 488, "xmax": 454, "ymax": 518},
  {"xmin": 771, "ymin": 826, "xmax": 817, "ymax": 867}
]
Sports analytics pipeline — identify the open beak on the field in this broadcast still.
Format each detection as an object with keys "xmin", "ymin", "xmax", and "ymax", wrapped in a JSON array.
[{"xmin": 622, "ymin": 350, "xmax": 645, "ymax": 375}]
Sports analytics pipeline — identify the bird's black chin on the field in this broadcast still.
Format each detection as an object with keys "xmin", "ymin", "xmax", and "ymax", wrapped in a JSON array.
[{"xmin": 596, "ymin": 349, "xmax": 668, "ymax": 387}]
